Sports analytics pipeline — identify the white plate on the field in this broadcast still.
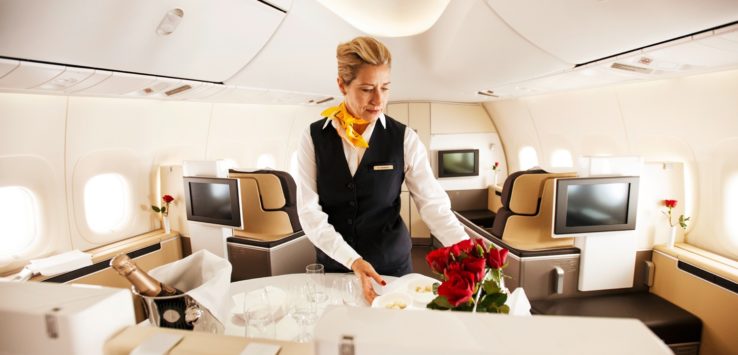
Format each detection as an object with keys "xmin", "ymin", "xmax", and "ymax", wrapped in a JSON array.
[
  {"xmin": 406, "ymin": 278, "xmax": 437, "ymax": 305},
  {"xmin": 371, "ymin": 292, "xmax": 413, "ymax": 310}
]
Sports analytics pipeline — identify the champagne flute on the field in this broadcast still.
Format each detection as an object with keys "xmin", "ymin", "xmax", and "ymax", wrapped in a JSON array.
[{"xmin": 305, "ymin": 263, "xmax": 327, "ymax": 303}]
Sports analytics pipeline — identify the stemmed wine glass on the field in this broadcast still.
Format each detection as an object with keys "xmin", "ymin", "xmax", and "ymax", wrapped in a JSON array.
[
  {"xmin": 287, "ymin": 284, "xmax": 319, "ymax": 343},
  {"xmin": 243, "ymin": 288, "xmax": 275, "ymax": 339}
]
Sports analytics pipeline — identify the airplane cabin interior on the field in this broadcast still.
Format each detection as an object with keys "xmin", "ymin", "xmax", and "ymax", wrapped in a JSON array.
[{"xmin": 0, "ymin": 1, "xmax": 737, "ymax": 354}]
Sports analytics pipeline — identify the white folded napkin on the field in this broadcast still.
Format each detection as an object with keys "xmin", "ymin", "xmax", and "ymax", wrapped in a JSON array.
[
  {"xmin": 149, "ymin": 250, "xmax": 234, "ymax": 326},
  {"xmin": 506, "ymin": 287, "xmax": 531, "ymax": 316},
  {"xmin": 28, "ymin": 250, "xmax": 93, "ymax": 276}
]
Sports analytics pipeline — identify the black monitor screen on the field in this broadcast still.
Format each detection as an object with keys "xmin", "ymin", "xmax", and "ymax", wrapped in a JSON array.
[
  {"xmin": 438, "ymin": 149, "xmax": 479, "ymax": 177},
  {"xmin": 183, "ymin": 177, "xmax": 242, "ymax": 227},
  {"xmin": 190, "ymin": 182, "xmax": 233, "ymax": 220},
  {"xmin": 554, "ymin": 176, "xmax": 639, "ymax": 235},
  {"xmin": 565, "ymin": 183, "xmax": 629, "ymax": 227}
]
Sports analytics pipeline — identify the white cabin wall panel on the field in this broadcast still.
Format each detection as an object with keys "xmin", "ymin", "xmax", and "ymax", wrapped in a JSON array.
[
  {"xmin": 483, "ymin": 100, "xmax": 542, "ymax": 173},
  {"xmin": 524, "ymin": 88, "xmax": 631, "ymax": 162},
  {"xmin": 207, "ymin": 104, "xmax": 320, "ymax": 171},
  {"xmin": 0, "ymin": 93, "xmax": 71, "ymax": 272},
  {"xmin": 616, "ymin": 69, "xmax": 738, "ymax": 259},
  {"xmin": 65, "ymin": 97, "xmax": 211, "ymax": 250},
  {"xmin": 430, "ymin": 103, "xmax": 495, "ymax": 134}
]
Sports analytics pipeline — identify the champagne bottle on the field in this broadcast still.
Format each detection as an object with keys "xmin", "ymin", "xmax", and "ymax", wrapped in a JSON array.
[{"xmin": 110, "ymin": 254, "xmax": 193, "ymax": 330}]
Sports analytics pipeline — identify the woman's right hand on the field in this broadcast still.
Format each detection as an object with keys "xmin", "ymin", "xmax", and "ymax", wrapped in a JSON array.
[{"xmin": 350, "ymin": 258, "xmax": 386, "ymax": 304}]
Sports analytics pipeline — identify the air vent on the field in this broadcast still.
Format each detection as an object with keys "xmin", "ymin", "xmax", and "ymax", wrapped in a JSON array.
[
  {"xmin": 610, "ymin": 63, "xmax": 653, "ymax": 74},
  {"xmin": 308, "ymin": 96, "xmax": 334, "ymax": 104},
  {"xmin": 165, "ymin": 84, "xmax": 192, "ymax": 96},
  {"xmin": 476, "ymin": 90, "xmax": 498, "ymax": 97}
]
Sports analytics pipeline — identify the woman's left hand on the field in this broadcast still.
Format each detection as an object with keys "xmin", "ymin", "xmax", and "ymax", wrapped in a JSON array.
[{"xmin": 351, "ymin": 258, "xmax": 386, "ymax": 304}]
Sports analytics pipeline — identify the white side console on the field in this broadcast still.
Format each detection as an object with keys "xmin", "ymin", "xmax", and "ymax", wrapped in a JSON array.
[{"xmin": 0, "ymin": 282, "xmax": 135, "ymax": 355}]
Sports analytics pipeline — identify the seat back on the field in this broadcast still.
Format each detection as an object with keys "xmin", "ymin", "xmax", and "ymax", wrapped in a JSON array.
[
  {"xmin": 491, "ymin": 169, "xmax": 577, "ymax": 250},
  {"xmin": 228, "ymin": 169, "xmax": 301, "ymax": 241}
]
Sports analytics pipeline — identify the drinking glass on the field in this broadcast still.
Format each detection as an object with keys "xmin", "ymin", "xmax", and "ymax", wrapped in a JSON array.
[
  {"xmin": 243, "ymin": 289, "xmax": 275, "ymax": 339},
  {"xmin": 287, "ymin": 284, "xmax": 319, "ymax": 343},
  {"xmin": 332, "ymin": 277, "xmax": 360, "ymax": 306},
  {"xmin": 305, "ymin": 263, "xmax": 328, "ymax": 303}
]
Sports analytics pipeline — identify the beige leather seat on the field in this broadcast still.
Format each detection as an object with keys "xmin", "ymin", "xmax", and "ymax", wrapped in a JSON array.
[
  {"xmin": 490, "ymin": 169, "xmax": 577, "ymax": 250},
  {"xmin": 228, "ymin": 169, "xmax": 301, "ymax": 240},
  {"xmin": 226, "ymin": 169, "xmax": 314, "ymax": 281}
]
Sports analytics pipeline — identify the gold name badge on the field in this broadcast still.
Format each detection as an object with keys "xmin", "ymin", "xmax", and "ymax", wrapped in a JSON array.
[{"xmin": 373, "ymin": 164, "xmax": 394, "ymax": 171}]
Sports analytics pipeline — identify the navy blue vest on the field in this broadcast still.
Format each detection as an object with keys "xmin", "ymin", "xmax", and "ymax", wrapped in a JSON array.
[{"xmin": 309, "ymin": 116, "xmax": 412, "ymax": 276}]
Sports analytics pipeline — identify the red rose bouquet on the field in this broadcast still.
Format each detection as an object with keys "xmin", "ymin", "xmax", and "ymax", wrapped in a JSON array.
[
  {"xmin": 425, "ymin": 238, "xmax": 510, "ymax": 313},
  {"xmin": 151, "ymin": 194, "xmax": 175, "ymax": 217}
]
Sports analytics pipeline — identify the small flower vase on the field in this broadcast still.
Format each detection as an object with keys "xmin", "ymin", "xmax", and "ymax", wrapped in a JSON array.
[
  {"xmin": 493, "ymin": 171, "xmax": 499, "ymax": 187},
  {"xmin": 162, "ymin": 215, "xmax": 171, "ymax": 234},
  {"xmin": 666, "ymin": 226, "xmax": 677, "ymax": 248}
]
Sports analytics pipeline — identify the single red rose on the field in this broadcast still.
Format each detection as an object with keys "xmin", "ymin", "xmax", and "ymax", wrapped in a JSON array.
[
  {"xmin": 438, "ymin": 269, "xmax": 476, "ymax": 307},
  {"xmin": 461, "ymin": 256, "xmax": 486, "ymax": 283},
  {"xmin": 450, "ymin": 239, "xmax": 475, "ymax": 257},
  {"xmin": 664, "ymin": 199, "xmax": 677, "ymax": 209},
  {"xmin": 425, "ymin": 247, "xmax": 451, "ymax": 274},
  {"xmin": 163, "ymin": 195, "xmax": 174, "ymax": 203},
  {"xmin": 487, "ymin": 247, "xmax": 509, "ymax": 269}
]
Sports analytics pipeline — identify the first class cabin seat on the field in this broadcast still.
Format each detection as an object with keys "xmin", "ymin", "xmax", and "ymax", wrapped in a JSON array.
[
  {"xmin": 226, "ymin": 169, "xmax": 315, "ymax": 281},
  {"xmin": 452, "ymin": 170, "xmax": 702, "ymax": 354},
  {"xmin": 490, "ymin": 168, "xmax": 577, "ymax": 250}
]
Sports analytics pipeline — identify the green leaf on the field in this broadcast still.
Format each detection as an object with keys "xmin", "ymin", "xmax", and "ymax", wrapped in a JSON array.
[
  {"xmin": 483, "ymin": 280, "xmax": 501, "ymax": 294},
  {"xmin": 433, "ymin": 296, "xmax": 453, "ymax": 309},
  {"xmin": 151, "ymin": 206, "xmax": 161, "ymax": 213},
  {"xmin": 497, "ymin": 304, "xmax": 510, "ymax": 314},
  {"xmin": 161, "ymin": 206, "xmax": 167, "ymax": 214},
  {"xmin": 484, "ymin": 292, "xmax": 507, "ymax": 307},
  {"xmin": 432, "ymin": 282, "xmax": 440, "ymax": 295}
]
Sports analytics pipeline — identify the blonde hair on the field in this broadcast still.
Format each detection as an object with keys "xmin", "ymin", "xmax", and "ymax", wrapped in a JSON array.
[{"xmin": 337, "ymin": 36, "xmax": 392, "ymax": 85}]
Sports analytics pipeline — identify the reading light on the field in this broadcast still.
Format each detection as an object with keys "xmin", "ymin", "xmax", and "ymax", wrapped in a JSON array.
[
  {"xmin": 156, "ymin": 8, "xmax": 184, "ymax": 36},
  {"xmin": 316, "ymin": 0, "xmax": 450, "ymax": 37}
]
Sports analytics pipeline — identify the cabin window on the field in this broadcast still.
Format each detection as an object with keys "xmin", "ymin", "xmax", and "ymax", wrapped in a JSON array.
[
  {"xmin": 725, "ymin": 173, "xmax": 738, "ymax": 246},
  {"xmin": 84, "ymin": 173, "xmax": 129, "ymax": 233},
  {"xmin": 0, "ymin": 186, "xmax": 38, "ymax": 255},
  {"xmin": 256, "ymin": 154, "xmax": 276, "ymax": 169},
  {"xmin": 518, "ymin": 146, "xmax": 539, "ymax": 170},
  {"xmin": 551, "ymin": 149, "xmax": 574, "ymax": 168}
]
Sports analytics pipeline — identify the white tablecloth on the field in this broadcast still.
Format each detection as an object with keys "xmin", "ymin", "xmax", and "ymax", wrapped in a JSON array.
[{"xmin": 226, "ymin": 273, "xmax": 398, "ymax": 340}]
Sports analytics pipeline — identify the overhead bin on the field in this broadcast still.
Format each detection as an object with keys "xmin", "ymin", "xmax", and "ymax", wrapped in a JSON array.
[
  {"xmin": 0, "ymin": 0, "xmax": 290, "ymax": 82},
  {"xmin": 490, "ymin": 25, "xmax": 738, "ymax": 98},
  {"xmin": 485, "ymin": 0, "xmax": 738, "ymax": 64},
  {"xmin": 0, "ymin": 59, "xmax": 20, "ymax": 79}
]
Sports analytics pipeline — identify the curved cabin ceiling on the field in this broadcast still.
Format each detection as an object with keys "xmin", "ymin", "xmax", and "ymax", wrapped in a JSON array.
[{"xmin": 0, "ymin": 0, "xmax": 736, "ymax": 103}]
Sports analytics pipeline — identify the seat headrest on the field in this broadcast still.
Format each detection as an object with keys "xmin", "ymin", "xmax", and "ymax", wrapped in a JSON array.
[
  {"xmin": 500, "ymin": 169, "xmax": 546, "ymax": 209},
  {"xmin": 228, "ymin": 169, "xmax": 297, "ymax": 209}
]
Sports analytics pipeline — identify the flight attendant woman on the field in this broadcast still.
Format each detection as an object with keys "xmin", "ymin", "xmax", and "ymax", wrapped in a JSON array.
[{"xmin": 297, "ymin": 36, "xmax": 468, "ymax": 303}]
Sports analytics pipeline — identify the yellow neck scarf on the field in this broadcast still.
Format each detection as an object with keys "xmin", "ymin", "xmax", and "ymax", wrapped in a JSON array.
[{"xmin": 321, "ymin": 102, "xmax": 370, "ymax": 148}]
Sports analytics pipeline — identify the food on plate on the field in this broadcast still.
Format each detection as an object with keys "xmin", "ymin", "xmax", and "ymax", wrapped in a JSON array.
[{"xmin": 384, "ymin": 301, "xmax": 407, "ymax": 310}]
